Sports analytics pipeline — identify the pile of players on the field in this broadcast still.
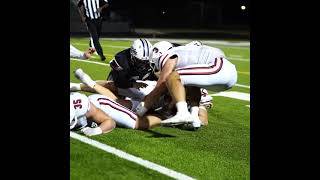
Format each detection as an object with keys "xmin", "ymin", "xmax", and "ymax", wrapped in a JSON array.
[{"xmin": 70, "ymin": 39, "xmax": 237, "ymax": 136}]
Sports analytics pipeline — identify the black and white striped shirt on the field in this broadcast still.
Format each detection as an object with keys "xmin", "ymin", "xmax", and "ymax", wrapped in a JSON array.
[{"xmin": 78, "ymin": 0, "xmax": 108, "ymax": 19}]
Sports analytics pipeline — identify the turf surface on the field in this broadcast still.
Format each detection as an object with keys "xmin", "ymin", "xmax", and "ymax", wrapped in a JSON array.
[{"xmin": 70, "ymin": 37, "xmax": 250, "ymax": 180}]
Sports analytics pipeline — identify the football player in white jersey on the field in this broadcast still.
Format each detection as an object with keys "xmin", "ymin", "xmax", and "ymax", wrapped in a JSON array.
[
  {"xmin": 71, "ymin": 68, "xmax": 164, "ymax": 129},
  {"xmin": 70, "ymin": 44, "xmax": 95, "ymax": 60},
  {"xmin": 136, "ymin": 41, "xmax": 237, "ymax": 125},
  {"xmin": 70, "ymin": 92, "xmax": 115, "ymax": 136}
]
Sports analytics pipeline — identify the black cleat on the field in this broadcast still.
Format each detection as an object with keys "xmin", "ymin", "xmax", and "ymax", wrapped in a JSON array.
[{"xmin": 100, "ymin": 55, "xmax": 106, "ymax": 61}]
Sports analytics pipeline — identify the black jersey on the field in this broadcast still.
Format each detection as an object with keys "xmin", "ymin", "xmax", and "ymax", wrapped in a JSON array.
[{"xmin": 108, "ymin": 48, "xmax": 158, "ymax": 89}]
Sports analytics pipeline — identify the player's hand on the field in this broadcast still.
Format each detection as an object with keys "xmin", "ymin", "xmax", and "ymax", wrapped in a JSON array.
[
  {"xmin": 133, "ymin": 82, "xmax": 148, "ymax": 89},
  {"xmin": 88, "ymin": 47, "xmax": 96, "ymax": 54},
  {"xmin": 81, "ymin": 127, "xmax": 103, "ymax": 136}
]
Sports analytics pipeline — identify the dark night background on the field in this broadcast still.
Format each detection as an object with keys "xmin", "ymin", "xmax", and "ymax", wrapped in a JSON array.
[
  {"xmin": 108, "ymin": 0, "xmax": 249, "ymax": 29},
  {"xmin": 70, "ymin": 0, "xmax": 249, "ymax": 39}
]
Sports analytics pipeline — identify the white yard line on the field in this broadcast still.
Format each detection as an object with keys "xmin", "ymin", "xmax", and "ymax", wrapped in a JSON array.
[
  {"xmin": 99, "ymin": 38, "xmax": 250, "ymax": 47},
  {"xmin": 227, "ymin": 57, "xmax": 250, "ymax": 62},
  {"xmin": 71, "ymin": 38, "xmax": 250, "ymax": 48},
  {"xmin": 70, "ymin": 132, "xmax": 195, "ymax": 180},
  {"xmin": 235, "ymin": 84, "xmax": 250, "ymax": 89},
  {"xmin": 70, "ymin": 58, "xmax": 110, "ymax": 66},
  {"xmin": 210, "ymin": 91, "xmax": 250, "ymax": 101},
  {"xmin": 71, "ymin": 43, "xmax": 250, "ymax": 61},
  {"xmin": 229, "ymin": 54, "xmax": 243, "ymax": 57}
]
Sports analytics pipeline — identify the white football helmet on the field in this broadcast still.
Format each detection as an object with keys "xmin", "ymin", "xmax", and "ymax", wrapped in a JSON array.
[
  {"xmin": 70, "ymin": 92, "xmax": 89, "ymax": 129},
  {"xmin": 149, "ymin": 41, "xmax": 173, "ymax": 70},
  {"xmin": 130, "ymin": 39, "xmax": 153, "ymax": 72}
]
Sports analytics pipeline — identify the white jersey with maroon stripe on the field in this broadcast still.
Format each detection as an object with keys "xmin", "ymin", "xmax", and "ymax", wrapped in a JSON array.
[
  {"xmin": 158, "ymin": 45, "xmax": 225, "ymax": 71},
  {"xmin": 158, "ymin": 45, "xmax": 237, "ymax": 92},
  {"xmin": 88, "ymin": 94, "xmax": 138, "ymax": 129},
  {"xmin": 70, "ymin": 92, "xmax": 91, "ymax": 128}
]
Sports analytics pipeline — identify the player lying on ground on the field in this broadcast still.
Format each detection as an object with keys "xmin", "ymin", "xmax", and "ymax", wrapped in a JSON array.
[
  {"xmin": 136, "ymin": 41, "xmax": 237, "ymax": 126},
  {"xmin": 70, "ymin": 92, "xmax": 115, "ymax": 136},
  {"xmin": 72, "ymin": 68, "xmax": 213, "ymax": 130},
  {"xmin": 70, "ymin": 44, "xmax": 96, "ymax": 60},
  {"xmin": 71, "ymin": 69, "xmax": 167, "ymax": 130}
]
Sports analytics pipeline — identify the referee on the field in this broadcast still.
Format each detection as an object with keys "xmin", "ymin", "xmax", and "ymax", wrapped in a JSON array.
[{"xmin": 77, "ymin": 0, "xmax": 109, "ymax": 61}]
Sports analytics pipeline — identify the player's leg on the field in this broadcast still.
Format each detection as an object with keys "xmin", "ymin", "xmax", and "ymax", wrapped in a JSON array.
[
  {"xmin": 74, "ymin": 69, "xmax": 135, "ymax": 109},
  {"xmin": 135, "ymin": 114, "xmax": 162, "ymax": 130},
  {"xmin": 177, "ymin": 58, "xmax": 237, "ymax": 91},
  {"xmin": 74, "ymin": 69, "xmax": 118, "ymax": 100},
  {"xmin": 186, "ymin": 86, "xmax": 202, "ymax": 128},
  {"xmin": 160, "ymin": 71, "xmax": 194, "ymax": 125},
  {"xmin": 89, "ymin": 94, "xmax": 137, "ymax": 129},
  {"xmin": 78, "ymin": 80, "xmax": 118, "ymax": 94}
]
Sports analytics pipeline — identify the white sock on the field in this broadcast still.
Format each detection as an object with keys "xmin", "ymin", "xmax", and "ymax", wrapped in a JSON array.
[
  {"xmin": 175, "ymin": 101, "xmax": 189, "ymax": 114},
  {"xmin": 190, "ymin": 106, "xmax": 199, "ymax": 118},
  {"xmin": 70, "ymin": 83, "xmax": 81, "ymax": 91}
]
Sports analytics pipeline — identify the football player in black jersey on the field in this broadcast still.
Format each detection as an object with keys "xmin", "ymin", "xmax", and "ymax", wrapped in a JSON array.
[{"xmin": 107, "ymin": 38, "xmax": 157, "ymax": 89}]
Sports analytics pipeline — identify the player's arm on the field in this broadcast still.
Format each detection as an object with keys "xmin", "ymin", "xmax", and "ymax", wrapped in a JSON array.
[
  {"xmin": 70, "ymin": 44, "xmax": 85, "ymax": 59},
  {"xmin": 82, "ymin": 102, "xmax": 116, "ymax": 136},
  {"xmin": 137, "ymin": 57, "xmax": 177, "ymax": 115},
  {"xmin": 74, "ymin": 68, "xmax": 134, "ymax": 110}
]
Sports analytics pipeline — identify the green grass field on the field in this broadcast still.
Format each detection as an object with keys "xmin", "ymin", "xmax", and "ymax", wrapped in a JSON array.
[{"xmin": 70, "ymin": 37, "xmax": 250, "ymax": 180}]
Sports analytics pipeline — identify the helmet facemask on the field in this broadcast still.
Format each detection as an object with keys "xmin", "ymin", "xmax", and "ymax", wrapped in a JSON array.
[{"xmin": 130, "ymin": 39, "xmax": 153, "ymax": 72}]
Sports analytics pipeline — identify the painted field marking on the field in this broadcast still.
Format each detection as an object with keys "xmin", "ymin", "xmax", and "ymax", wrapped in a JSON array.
[
  {"xmin": 70, "ymin": 42, "xmax": 250, "ymax": 61},
  {"xmin": 235, "ymin": 84, "xmax": 250, "ymax": 89},
  {"xmin": 70, "ymin": 132, "xmax": 195, "ymax": 180},
  {"xmin": 99, "ymin": 38, "xmax": 250, "ymax": 47},
  {"xmin": 227, "ymin": 57, "xmax": 250, "ymax": 62},
  {"xmin": 210, "ymin": 91, "xmax": 250, "ymax": 101},
  {"xmin": 70, "ymin": 58, "xmax": 109, "ymax": 66},
  {"xmin": 246, "ymin": 105, "xmax": 250, "ymax": 108},
  {"xmin": 229, "ymin": 54, "xmax": 243, "ymax": 57},
  {"xmin": 237, "ymin": 71, "xmax": 250, "ymax": 75}
]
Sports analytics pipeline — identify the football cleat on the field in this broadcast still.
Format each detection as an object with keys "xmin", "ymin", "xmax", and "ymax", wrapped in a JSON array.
[
  {"xmin": 74, "ymin": 68, "xmax": 96, "ymax": 88},
  {"xmin": 161, "ymin": 113, "xmax": 194, "ymax": 126},
  {"xmin": 179, "ymin": 117, "xmax": 201, "ymax": 131}
]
